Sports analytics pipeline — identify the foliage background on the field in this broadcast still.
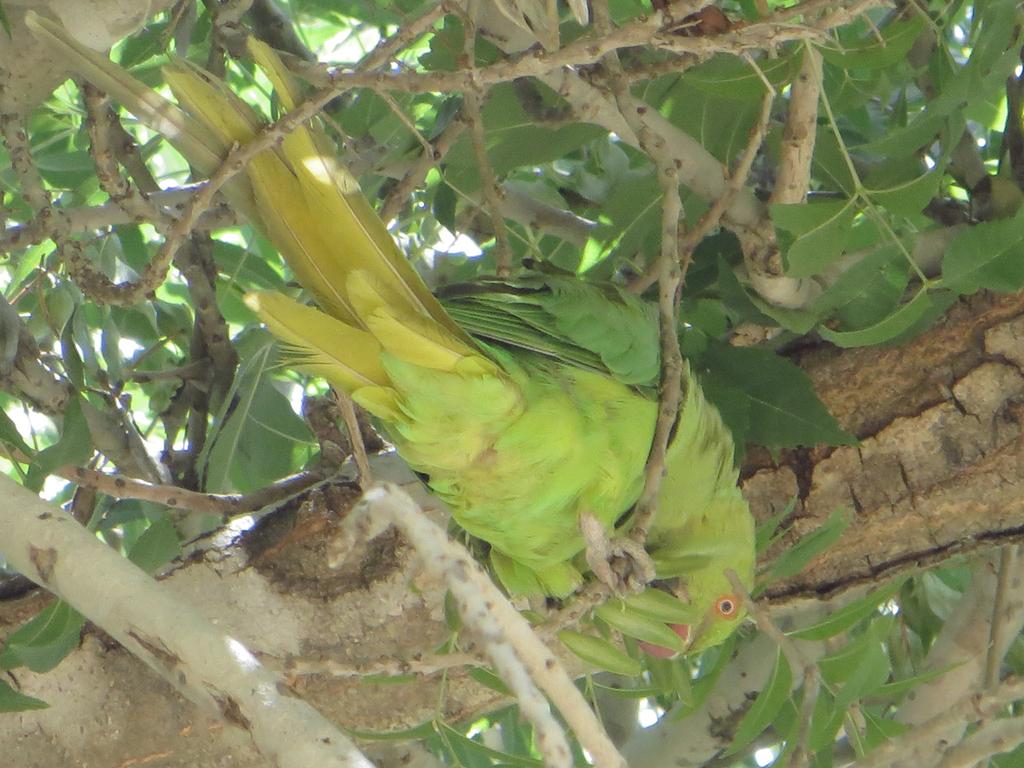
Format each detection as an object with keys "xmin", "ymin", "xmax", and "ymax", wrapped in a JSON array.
[{"xmin": 1, "ymin": 0, "xmax": 1024, "ymax": 766}]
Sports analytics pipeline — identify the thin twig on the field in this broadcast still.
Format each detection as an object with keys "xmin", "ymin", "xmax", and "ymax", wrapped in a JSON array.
[
  {"xmin": 357, "ymin": 2, "xmax": 448, "ymax": 71},
  {"xmin": 456, "ymin": 9, "xmax": 512, "ymax": 276},
  {"xmin": 600, "ymin": 45, "xmax": 684, "ymax": 547},
  {"xmin": 0, "ymin": 112, "xmax": 51, "ymax": 213},
  {"xmin": 628, "ymin": 172, "xmax": 684, "ymax": 545},
  {"xmin": 628, "ymin": 85, "xmax": 775, "ymax": 294},
  {"xmin": 379, "ymin": 117, "xmax": 466, "ymax": 224},
  {"xmin": 56, "ymin": 465, "xmax": 324, "ymax": 517},
  {"xmin": 0, "ymin": 188, "xmax": 234, "ymax": 253},
  {"xmin": 285, "ymin": 0, "xmax": 880, "ymax": 96},
  {"xmin": 343, "ymin": 484, "xmax": 628, "ymax": 768},
  {"xmin": 286, "ymin": 650, "xmax": 479, "ymax": 679},
  {"xmin": 334, "ymin": 391, "xmax": 372, "ymax": 489},
  {"xmin": 985, "ymin": 546, "xmax": 1020, "ymax": 688},
  {"xmin": 83, "ymin": 83, "xmax": 171, "ymax": 231}
]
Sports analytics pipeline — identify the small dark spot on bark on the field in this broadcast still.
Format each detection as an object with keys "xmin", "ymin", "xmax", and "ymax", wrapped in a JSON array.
[
  {"xmin": 167, "ymin": 497, "xmax": 179, "ymax": 507},
  {"xmin": 114, "ymin": 477, "xmax": 127, "ymax": 489},
  {"xmin": 636, "ymin": 106, "xmax": 647, "ymax": 115},
  {"xmin": 545, "ymin": 658, "xmax": 556, "ymax": 670}
]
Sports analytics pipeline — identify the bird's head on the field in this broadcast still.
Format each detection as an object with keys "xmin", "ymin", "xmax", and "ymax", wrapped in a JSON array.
[
  {"xmin": 640, "ymin": 494, "xmax": 756, "ymax": 658},
  {"xmin": 637, "ymin": 558, "xmax": 753, "ymax": 658}
]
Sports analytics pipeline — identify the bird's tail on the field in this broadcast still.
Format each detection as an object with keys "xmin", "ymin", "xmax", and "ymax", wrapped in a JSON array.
[{"xmin": 27, "ymin": 14, "xmax": 486, "ymax": 412}]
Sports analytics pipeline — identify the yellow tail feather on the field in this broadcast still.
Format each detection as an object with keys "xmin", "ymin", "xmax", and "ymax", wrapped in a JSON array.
[{"xmin": 244, "ymin": 292, "xmax": 389, "ymax": 391}]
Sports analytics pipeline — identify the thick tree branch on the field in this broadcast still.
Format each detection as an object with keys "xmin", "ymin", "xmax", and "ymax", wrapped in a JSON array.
[{"xmin": 0, "ymin": 473, "xmax": 374, "ymax": 768}]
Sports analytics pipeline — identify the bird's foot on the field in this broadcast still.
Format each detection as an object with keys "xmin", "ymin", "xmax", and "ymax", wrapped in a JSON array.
[{"xmin": 580, "ymin": 513, "xmax": 656, "ymax": 594}]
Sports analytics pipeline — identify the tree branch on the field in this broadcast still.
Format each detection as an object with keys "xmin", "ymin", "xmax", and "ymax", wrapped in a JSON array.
[{"xmin": 0, "ymin": 472, "xmax": 375, "ymax": 768}]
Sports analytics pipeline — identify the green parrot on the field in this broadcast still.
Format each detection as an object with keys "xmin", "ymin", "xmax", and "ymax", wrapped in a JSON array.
[{"xmin": 29, "ymin": 16, "xmax": 755, "ymax": 654}]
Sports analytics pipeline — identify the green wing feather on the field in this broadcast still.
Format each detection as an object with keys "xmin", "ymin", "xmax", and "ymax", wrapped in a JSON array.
[{"xmin": 440, "ymin": 274, "xmax": 659, "ymax": 386}]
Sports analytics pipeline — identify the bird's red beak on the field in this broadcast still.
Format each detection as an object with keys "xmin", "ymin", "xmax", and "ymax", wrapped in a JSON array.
[{"xmin": 638, "ymin": 623, "xmax": 691, "ymax": 659}]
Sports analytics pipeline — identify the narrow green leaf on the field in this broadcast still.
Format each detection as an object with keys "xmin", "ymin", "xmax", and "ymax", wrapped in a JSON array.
[
  {"xmin": 0, "ymin": 679, "xmax": 47, "ymax": 712},
  {"xmin": 468, "ymin": 666, "xmax": 512, "ymax": 696},
  {"xmin": 595, "ymin": 604, "xmax": 687, "ymax": 654},
  {"xmin": 0, "ymin": 406, "xmax": 31, "ymax": 455},
  {"xmin": 766, "ymin": 508, "xmax": 852, "ymax": 582},
  {"xmin": 59, "ymin": 311, "xmax": 85, "ymax": 390},
  {"xmin": 621, "ymin": 589, "xmax": 700, "ymax": 625},
  {"xmin": 756, "ymin": 497, "xmax": 797, "ymax": 557},
  {"xmin": 0, "ymin": 601, "xmax": 85, "ymax": 673},
  {"xmin": 26, "ymin": 396, "xmax": 93, "ymax": 492},
  {"xmin": 872, "ymin": 662, "xmax": 960, "ymax": 701},
  {"xmin": 437, "ymin": 722, "xmax": 542, "ymax": 766},
  {"xmin": 790, "ymin": 578, "xmax": 906, "ymax": 641},
  {"xmin": 559, "ymin": 630, "xmax": 642, "ymax": 676},
  {"xmin": 810, "ymin": 245, "xmax": 909, "ymax": 330},
  {"xmin": 808, "ymin": 687, "xmax": 845, "ymax": 752},
  {"xmin": 861, "ymin": 706, "xmax": 910, "ymax": 749},
  {"xmin": 726, "ymin": 650, "xmax": 793, "ymax": 755}
]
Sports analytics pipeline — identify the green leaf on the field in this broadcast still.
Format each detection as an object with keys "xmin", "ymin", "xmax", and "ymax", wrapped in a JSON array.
[
  {"xmin": 808, "ymin": 687, "xmax": 846, "ymax": 752},
  {"xmin": 864, "ymin": 167, "xmax": 943, "ymax": 218},
  {"xmin": 127, "ymin": 516, "xmax": 181, "ymax": 574},
  {"xmin": 0, "ymin": 601, "xmax": 85, "ymax": 673},
  {"xmin": 467, "ymin": 666, "xmax": 512, "ymax": 695},
  {"xmin": 0, "ymin": 679, "xmax": 47, "ymax": 712},
  {"xmin": 765, "ymin": 508, "xmax": 852, "ymax": 582},
  {"xmin": 941, "ymin": 213, "xmax": 1024, "ymax": 294},
  {"xmin": 700, "ymin": 341, "xmax": 856, "ymax": 448},
  {"xmin": 620, "ymin": 589, "xmax": 700, "ymax": 625},
  {"xmin": 818, "ymin": 617, "xmax": 893, "ymax": 705},
  {"xmin": 26, "ymin": 396, "xmax": 93, "ymax": 492},
  {"xmin": 773, "ymin": 199, "xmax": 857, "ymax": 278},
  {"xmin": 790, "ymin": 578, "xmax": 906, "ymax": 640},
  {"xmin": 436, "ymin": 722, "xmax": 542, "ymax": 767},
  {"xmin": 726, "ymin": 650, "xmax": 793, "ymax": 755},
  {"xmin": 595, "ymin": 603, "xmax": 687, "ymax": 654},
  {"xmin": 683, "ymin": 52, "xmax": 800, "ymax": 100},
  {"xmin": 433, "ymin": 180, "xmax": 457, "ymax": 232},
  {"xmin": 817, "ymin": 289, "xmax": 955, "ymax": 348},
  {"xmin": 558, "ymin": 630, "xmax": 642, "ymax": 676},
  {"xmin": 756, "ymin": 497, "xmax": 796, "ymax": 556},
  {"xmin": 809, "ymin": 245, "xmax": 910, "ymax": 330},
  {"xmin": 59, "ymin": 310, "xmax": 86, "ymax": 391},
  {"xmin": 0, "ymin": 406, "xmax": 32, "ymax": 456},
  {"xmin": 817, "ymin": 18, "xmax": 926, "ymax": 70},
  {"xmin": 872, "ymin": 662, "xmax": 960, "ymax": 701},
  {"xmin": 204, "ymin": 339, "xmax": 312, "ymax": 493},
  {"xmin": 443, "ymin": 82, "xmax": 605, "ymax": 194},
  {"xmin": 715, "ymin": 256, "xmax": 776, "ymax": 326}
]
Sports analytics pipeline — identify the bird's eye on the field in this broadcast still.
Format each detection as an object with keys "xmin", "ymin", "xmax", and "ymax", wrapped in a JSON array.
[{"xmin": 716, "ymin": 595, "xmax": 739, "ymax": 617}]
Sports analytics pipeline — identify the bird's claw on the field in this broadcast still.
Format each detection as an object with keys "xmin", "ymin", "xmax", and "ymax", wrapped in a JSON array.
[{"xmin": 581, "ymin": 513, "xmax": 656, "ymax": 594}]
